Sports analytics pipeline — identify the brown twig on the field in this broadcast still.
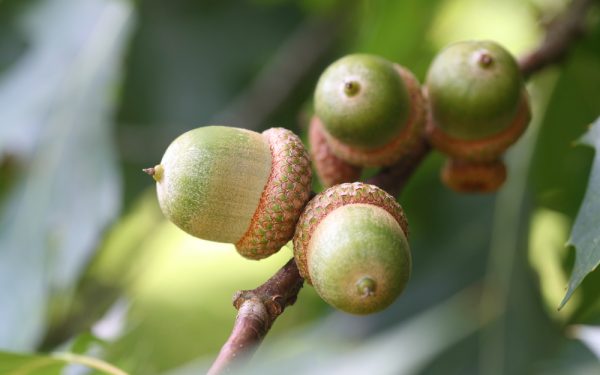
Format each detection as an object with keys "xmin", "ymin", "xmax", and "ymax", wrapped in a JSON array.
[
  {"xmin": 519, "ymin": 0, "xmax": 593, "ymax": 78},
  {"xmin": 208, "ymin": 0, "xmax": 594, "ymax": 372},
  {"xmin": 367, "ymin": 137, "xmax": 432, "ymax": 197},
  {"xmin": 208, "ymin": 142, "xmax": 428, "ymax": 375},
  {"xmin": 207, "ymin": 259, "xmax": 303, "ymax": 375}
]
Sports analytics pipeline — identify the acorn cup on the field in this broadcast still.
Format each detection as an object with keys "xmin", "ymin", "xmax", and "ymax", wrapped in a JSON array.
[
  {"xmin": 313, "ymin": 54, "xmax": 426, "ymax": 168},
  {"xmin": 309, "ymin": 116, "xmax": 362, "ymax": 187},
  {"xmin": 146, "ymin": 126, "xmax": 312, "ymax": 260},
  {"xmin": 293, "ymin": 182, "xmax": 411, "ymax": 315},
  {"xmin": 424, "ymin": 40, "xmax": 531, "ymax": 193}
]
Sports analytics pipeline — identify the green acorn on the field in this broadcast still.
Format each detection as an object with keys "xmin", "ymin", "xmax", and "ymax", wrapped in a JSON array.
[
  {"xmin": 293, "ymin": 182, "xmax": 411, "ymax": 315},
  {"xmin": 146, "ymin": 126, "xmax": 312, "ymax": 259},
  {"xmin": 425, "ymin": 40, "xmax": 531, "ymax": 192},
  {"xmin": 314, "ymin": 54, "xmax": 426, "ymax": 167}
]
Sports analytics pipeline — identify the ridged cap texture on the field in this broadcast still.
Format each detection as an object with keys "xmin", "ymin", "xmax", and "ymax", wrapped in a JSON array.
[
  {"xmin": 309, "ymin": 116, "xmax": 362, "ymax": 187},
  {"xmin": 293, "ymin": 182, "xmax": 408, "ymax": 282},
  {"xmin": 236, "ymin": 127, "xmax": 312, "ymax": 259}
]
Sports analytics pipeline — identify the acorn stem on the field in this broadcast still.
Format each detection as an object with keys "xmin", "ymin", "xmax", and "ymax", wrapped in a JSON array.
[
  {"xmin": 356, "ymin": 277, "xmax": 377, "ymax": 298},
  {"xmin": 143, "ymin": 164, "xmax": 163, "ymax": 182}
]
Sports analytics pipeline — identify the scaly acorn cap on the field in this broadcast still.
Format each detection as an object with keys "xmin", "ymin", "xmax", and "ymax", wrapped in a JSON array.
[
  {"xmin": 314, "ymin": 54, "xmax": 426, "ymax": 167},
  {"xmin": 309, "ymin": 116, "xmax": 362, "ymax": 187},
  {"xmin": 148, "ymin": 126, "xmax": 312, "ymax": 260},
  {"xmin": 426, "ymin": 94, "xmax": 530, "ymax": 162},
  {"xmin": 293, "ymin": 182, "xmax": 411, "ymax": 315},
  {"xmin": 441, "ymin": 159, "xmax": 507, "ymax": 193}
]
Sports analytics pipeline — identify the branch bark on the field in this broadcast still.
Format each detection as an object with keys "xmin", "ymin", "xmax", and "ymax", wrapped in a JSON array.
[
  {"xmin": 366, "ymin": 137, "xmax": 432, "ymax": 197},
  {"xmin": 518, "ymin": 0, "xmax": 593, "ymax": 78},
  {"xmin": 209, "ymin": 0, "xmax": 594, "ymax": 372},
  {"xmin": 207, "ymin": 259, "xmax": 303, "ymax": 375}
]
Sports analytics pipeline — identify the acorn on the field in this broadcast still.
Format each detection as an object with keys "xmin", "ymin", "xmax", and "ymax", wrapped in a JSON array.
[
  {"xmin": 313, "ymin": 54, "xmax": 426, "ymax": 167},
  {"xmin": 293, "ymin": 182, "xmax": 411, "ymax": 315},
  {"xmin": 146, "ymin": 126, "xmax": 312, "ymax": 260},
  {"xmin": 424, "ymin": 40, "xmax": 531, "ymax": 192},
  {"xmin": 308, "ymin": 116, "xmax": 362, "ymax": 187}
]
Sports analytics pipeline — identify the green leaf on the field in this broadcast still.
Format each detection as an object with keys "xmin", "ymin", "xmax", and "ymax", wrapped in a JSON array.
[
  {"xmin": 67, "ymin": 331, "xmax": 107, "ymax": 356},
  {"xmin": 0, "ymin": 0, "xmax": 134, "ymax": 350},
  {"xmin": 0, "ymin": 351, "xmax": 128, "ymax": 375},
  {"xmin": 561, "ymin": 117, "xmax": 600, "ymax": 308},
  {"xmin": 0, "ymin": 352, "xmax": 64, "ymax": 375},
  {"xmin": 527, "ymin": 20, "xmax": 600, "ymax": 317},
  {"xmin": 529, "ymin": 208, "xmax": 578, "ymax": 320}
]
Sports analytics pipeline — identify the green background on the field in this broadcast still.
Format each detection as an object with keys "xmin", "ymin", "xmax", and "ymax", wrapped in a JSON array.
[{"xmin": 0, "ymin": 0, "xmax": 599, "ymax": 374}]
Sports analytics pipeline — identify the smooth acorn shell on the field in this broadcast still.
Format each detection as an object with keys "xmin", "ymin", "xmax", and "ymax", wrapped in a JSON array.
[
  {"xmin": 293, "ymin": 182, "xmax": 410, "ymax": 315},
  {"xmin": 315, "ymin": 54, "xmax": 410, "ymax": 149},
  {"xmin": 308, "ymin": 204, "xmax": 411, "ymax": 315},
  {"xmin": 320, "ymin": 65, "xmax": 427, "ymax": 167},
  {"xmin": 154, "ymin": 126, "xmax": 312, "ymax": 259},
  {"xmin": 426, "ymin": 40, "xmax": 523, "ymax": 140},
  {"xmin": 156, "ymin": 126, "xmax": 271, "ymax": 244}
]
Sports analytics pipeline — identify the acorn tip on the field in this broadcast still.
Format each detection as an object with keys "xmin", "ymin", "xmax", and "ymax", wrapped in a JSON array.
[
  {"xmin": 343, "ymin": 80, "xmax": 361, "ymax": 97},
  {"xmin": 477, "ymin": 50, "xmax": 494, "ymax": 67},
  {"xmin": 356, "ymin": 277, "xmax": 377, "ymax": 298}
]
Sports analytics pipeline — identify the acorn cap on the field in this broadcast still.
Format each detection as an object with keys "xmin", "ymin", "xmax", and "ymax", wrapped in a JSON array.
[
  {"xmin": 293, "ymin": 182, "xmax": 410, "ymax": 315},
  {"xmin": 236, "ymin": 127, "xmax": 312, "ymax": 258},
  {"xmin": 321, "ymin": 65, "xmax": 427, "ymax": 167},
  {"xmin": 151, "ymin": 126, "xmax": 311, "ymax": 259},
  {"xmin": 426, "ymin": 93, "xmax": 530, "ymax": 162},
  {"xmin": 426, "ymin": 40, "xmax": 525, "ymax": 141},
  {"xmin": 309, "ymin": 116, "xmax": 362, "ymax": 187},
  {"xmin": 441, "ymin": 159, "xmax": 507, "ymax": 193}
]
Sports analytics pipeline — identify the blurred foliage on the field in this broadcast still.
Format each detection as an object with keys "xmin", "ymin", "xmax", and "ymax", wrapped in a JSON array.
[
  {"xmin": 0, "ymin": 0, "xmax": 133, "ymax": 350},
  {"xmin": 0, "ymin": 351, "xmax": 128, "ymax": 375},
  {"xmin": 0, "ymin": 352, "xmax": 67, "ymax": 374},
  {"xmin": 0, "ymin": 0, "xmax": 599, "ymax": 374}
]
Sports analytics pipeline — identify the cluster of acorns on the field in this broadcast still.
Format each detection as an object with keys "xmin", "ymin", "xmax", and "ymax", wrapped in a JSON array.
[{"xmin": 145, "ymin": 40, "xmax": 531, "ymax": 315}]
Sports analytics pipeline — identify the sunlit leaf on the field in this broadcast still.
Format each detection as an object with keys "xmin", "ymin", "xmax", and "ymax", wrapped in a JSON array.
[
  {"xmin": 0, "ymin": 0, "xmax": 134, "ymax": 350},
  {"xmin": 561, "ymin": 117, "xmax": 600, "ymax": 308},
  {"xmin": 0, "ymin": 352, "xmax": 64, "ymax": 375},
  {"xmin": 0, "ymin": 351, "xmax": 127, "ymax": 375},
  {"xmin": 427, "ymin": 0, "xmax": 539, "ymax": 55},
  {"xmin": 529, "ymin": 208, "xmax": 578, "ymax": 320},
  {"xmin": 100, "ymin": 215, "xmax": 324, "ymax": 374}
]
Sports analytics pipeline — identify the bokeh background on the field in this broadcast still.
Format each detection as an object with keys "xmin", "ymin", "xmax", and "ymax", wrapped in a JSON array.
[{"xmin": 1, "ymin": 0, "xmax": 599, "ymax": 374}]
